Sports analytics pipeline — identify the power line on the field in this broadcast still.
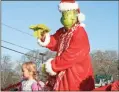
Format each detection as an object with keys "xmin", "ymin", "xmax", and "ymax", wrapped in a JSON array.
[
  {"xmin": 2, "ymin": 23, "xmax": 34, "ymax": 37},
  {"xmin": 1, "ymin": 45, "xmax": 41, "ymax": 60},
  {"xmin": 1, "ymin": 40, "xmax": 46, "ymax": 58},
  {"xmin": 1, "ymin": 23, "xmax": 47, "ymax": 63},
  {"xmin": 2, "ymin": 40, "xmax": 33, "ymax": 51}
]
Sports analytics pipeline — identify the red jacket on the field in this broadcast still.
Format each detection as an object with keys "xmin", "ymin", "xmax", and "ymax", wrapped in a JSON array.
[{"xmin": 38, "ymin": 24, "xmax": 95, "ymax": 91}]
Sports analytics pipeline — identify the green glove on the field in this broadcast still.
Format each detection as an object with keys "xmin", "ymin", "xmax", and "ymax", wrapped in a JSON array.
[{"xmin": 29, "ymin": 24, "xmax": 50, "ymax": 38}]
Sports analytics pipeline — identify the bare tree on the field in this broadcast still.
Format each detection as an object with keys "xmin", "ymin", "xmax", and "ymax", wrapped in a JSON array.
[
  {"xmin": 1, "ymin": 55, "xmax": 23, "ymax": 90},
  {"xmin": 1, "ymin": 55, "xmax": 12, "ymax": 88},
  {"xmin": 91, "ymin": 50, "xmax": 118, "ymax": 82}
]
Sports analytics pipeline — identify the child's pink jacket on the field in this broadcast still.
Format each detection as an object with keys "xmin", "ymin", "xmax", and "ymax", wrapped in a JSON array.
[{"xmin": 32, "ymin": 81, "xmax": 45, "ymax": 91}]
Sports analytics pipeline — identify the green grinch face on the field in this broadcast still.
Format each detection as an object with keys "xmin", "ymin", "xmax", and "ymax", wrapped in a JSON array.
[{"xmin": 60, "ymin": 10, "xmax": 77, "ymax": 29}]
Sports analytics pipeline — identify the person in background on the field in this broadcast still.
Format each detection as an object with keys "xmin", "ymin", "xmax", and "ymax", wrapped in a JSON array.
[{"xmin": 20, "ymin": 61, "xmax": 45, "ymax": 91}]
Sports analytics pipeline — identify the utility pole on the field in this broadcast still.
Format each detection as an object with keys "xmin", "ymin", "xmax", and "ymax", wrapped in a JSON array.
[
  {"xmin": 39, "ymin": 53, "xmax": 46, "ymax": 64},
  {"xmin": 39, "ymin": 53, "xmax": 46, "ymax": 80}
]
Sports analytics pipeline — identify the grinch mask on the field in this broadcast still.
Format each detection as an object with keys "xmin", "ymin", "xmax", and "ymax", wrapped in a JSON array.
[{"xmin": 60, "ymin": 10, "xmax": 78, "ymax": 30}]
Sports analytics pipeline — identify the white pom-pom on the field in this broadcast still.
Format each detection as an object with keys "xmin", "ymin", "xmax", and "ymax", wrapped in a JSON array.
[{"xmin": 78, "ymin": 12, "xmax": 85, "ymax": 22}]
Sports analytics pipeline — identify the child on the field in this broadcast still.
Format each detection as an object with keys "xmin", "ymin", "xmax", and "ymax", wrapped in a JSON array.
[{"xmin": 21, "ymin": 61, "xmax": 45, "ymax": 91}]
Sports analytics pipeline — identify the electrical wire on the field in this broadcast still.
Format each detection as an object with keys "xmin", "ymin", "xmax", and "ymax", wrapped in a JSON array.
[
  {"xmin": 2, "ymin": 23, "xmax": 34, "ymax": 37},
  {"xmin": 1, "ymin": 45, "xmax": 42, "ymax": 60}
]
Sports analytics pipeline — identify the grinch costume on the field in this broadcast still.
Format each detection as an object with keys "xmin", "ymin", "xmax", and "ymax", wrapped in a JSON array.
[{"xmin": 37, "ymin": 0, "xmax": 95, "ymax": 91}]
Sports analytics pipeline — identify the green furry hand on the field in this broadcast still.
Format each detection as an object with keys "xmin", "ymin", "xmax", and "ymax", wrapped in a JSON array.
[{"xmin": 29, "ymin": 24, "xmax": 50, "ymax": 38}]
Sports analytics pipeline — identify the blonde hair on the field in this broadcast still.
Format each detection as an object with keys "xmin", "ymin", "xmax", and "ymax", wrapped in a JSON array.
[{"xmin": 22, "ymin": 61, "xmax": 39, "ymax": 81}]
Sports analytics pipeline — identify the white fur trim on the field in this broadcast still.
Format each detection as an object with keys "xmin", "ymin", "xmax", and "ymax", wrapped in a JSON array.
[
  {"xmin": 45, "ymin": 58, "xmax": 57, "ymax": 76},
  {"xmin": 59, "ymin": 2, "xmax": 79, "ymax": 12},
  {"xmin": 37, "ymin": 33, "xmax": 50, "ymax": 47},
  {"xmin": 78, "ymin": 12, "xmax": 85, "ymax": 22},
  {"xmin": 80, "ymin": 23, "xmax": 85, "ymax": 28}
]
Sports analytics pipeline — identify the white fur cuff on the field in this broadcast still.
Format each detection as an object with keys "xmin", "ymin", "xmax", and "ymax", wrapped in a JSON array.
[
  {"xmin": 45, "ymin": 58, "xmax": 57, "ymax": 76},
  {"xmin": 37, "ymin": 33, "xmax": 50, "ymax": 47}
]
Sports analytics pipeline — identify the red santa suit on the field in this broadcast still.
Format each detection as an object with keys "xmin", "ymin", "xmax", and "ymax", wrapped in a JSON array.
[
  {"xmin": 37, "ymin": 0, "xmax": 95, "ymax": 90},
  {"xmin": 38, "ymin": 24, "xmax": 95, "ymax": 91}
]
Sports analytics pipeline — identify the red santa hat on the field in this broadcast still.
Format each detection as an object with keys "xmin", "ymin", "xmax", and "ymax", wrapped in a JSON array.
[{"xmin": 58, "ymin": 0, "xmax": 85, "ymax": 24}]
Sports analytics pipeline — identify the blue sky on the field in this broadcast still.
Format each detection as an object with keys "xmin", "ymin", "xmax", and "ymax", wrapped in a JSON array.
[{"xmin": 1, "ymin": 1, "xmax": 118, "ymax": 61}]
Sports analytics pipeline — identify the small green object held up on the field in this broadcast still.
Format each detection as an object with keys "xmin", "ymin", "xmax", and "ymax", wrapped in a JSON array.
[
  {"xmin": 41, "ymin": 64, "xmax": 46, "ymax": 73},
  {"xmin": 29, "ymin": 24, "xmax": 50, "ymax": 38}
]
